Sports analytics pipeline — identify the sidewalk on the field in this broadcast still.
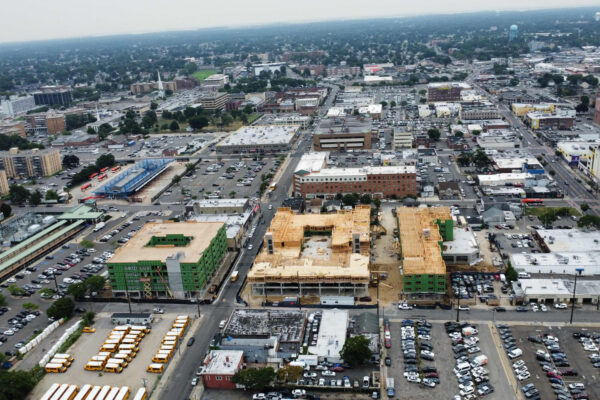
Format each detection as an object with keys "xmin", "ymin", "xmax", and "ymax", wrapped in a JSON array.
[
  {"xmin": 150, "ymin": 315, "xmax": 204, "ymax": 399},
  {"xmin": 488, "ymin": 322, "xmax": 524, "ymax": 400}
]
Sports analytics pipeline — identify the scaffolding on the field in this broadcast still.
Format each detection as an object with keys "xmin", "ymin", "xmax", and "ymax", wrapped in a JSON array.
[{"xmin": 94, "ymin": 158, "xmax": 173, "ymax": 198}]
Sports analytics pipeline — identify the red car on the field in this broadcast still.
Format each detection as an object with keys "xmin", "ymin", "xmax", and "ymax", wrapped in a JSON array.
[
  {"xmin": 330, "ymin": 366, "xmax": 344, "ymax": 372},
  {"xmin": 385, "ymin": 338, "xmax": 391, "ymax": 348},
  {"xmin": 424, "ymin": 372, "xmax": 439, "ymax": 378},
  {"xmin": 546, "ymin": 371, "xmax": 561, "ymax": 378},
  {"xmin": 559, "ymin": 368, "xmax": 578, "ymax": 376},
  {"xmin": 495, "ymin": 225, "xmax": 503, "ymax": 229}
]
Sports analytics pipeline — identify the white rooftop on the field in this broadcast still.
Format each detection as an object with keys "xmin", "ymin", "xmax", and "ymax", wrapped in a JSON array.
[
  {"xmin": 494, "ymin": 157, "xmax": 543, "ymax": 170},
  {"xmin": 193, "ymin": 198, "xmax": 249, "ymax": 208},
  {"xmin": 477, "ymin": 172, "xmax": 533, "ymax": 183},
  {"xmin": 295, "ymin": 152, "xmax": 328, "ymax": 173},
  {"xmin": 200, "ymin": 350, "xmax": 243, "ymax": 375},
  {"xmin": 308, "ymin": 309, "xmax": 348, "ymax": 359},
  {"xmin": 518, "ymin": 278, "xmax": 600, "ymax": 297},
  {"xmin": 444, "ymin": 228, "xmax": 480, "ymax": 256},
  {"xmin": 220, "ymin": 126, "xmax": 298, "ymax": 146},
  {"xmin": 299, "ymin": 165, "xmax": 416, "ymax": 180},
  {"xmin": 327, "ymin": 107, "xmax": 346, "ymax": 118},
  {"xmin": 536, "ymin": 229, "xmax": 600, "ymax": 252},
  {"xmin": 510, "ymin": 252, "xmax": 600, "ymax": 276}
]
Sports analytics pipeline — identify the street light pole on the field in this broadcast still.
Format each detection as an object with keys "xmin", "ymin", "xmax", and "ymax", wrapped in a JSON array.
[
  {"xmin": 456, "ymin": 293, "xmax": 460, "ymax": 323},
  {"xmin": 569, "ymin": 268, "xmax": 584, "ymax": 325}
]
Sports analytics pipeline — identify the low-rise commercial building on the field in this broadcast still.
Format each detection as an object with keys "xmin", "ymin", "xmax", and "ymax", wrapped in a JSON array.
[
  {"xmin": 199, "ymin": 350, "xmax": 244, "ymax": 390},
  {"xmin": 216, "ymin": 125, "xmax": 299, "ymax": 154},
  {"xmin": 247, "ymin": 206, "xmax": 371, "ymax": 297},
  {"xmin": 199, "ymin": 92, "xmax": 229, "ymax": 111},
  {"xmin": 477, "ymin": 172, "xmax": 533, "ymax": 186},
  {"xmin": 459, "ymin": 106, "xmax": 499, "ymax": 120},
  {"xmin": 397, "ymin": 207, "xmax": 453, "ymax": 294},
  {"xmin": 557, "ymin": 141, "xmax": 600, "ymax": 166},
  {"xmin": 525, "ymin": 112, "xmax": 574, "ymax": 130},
  {"xmin": 201, "ymin": 74, "xmax": 230, "ymax": 90},
  {"xmin": 107, "ymin": 221, "xmax": 228, "ymax": 299},
  {"xmin": 0, "ymin": 121, "xmax": 26, "ymax": 138},
  {"xmin": 513, "ymin": 278, "xmax": 600, "ymax": 306},
  {"xmin": 0, "ymin": 148, "xmax": 62, "ymax": 178},
  {"xmin": 314, "ymin": 116, "xmax": 373, "ymax": 151},
  {"xmin": 511, "ymin": 103, "xmax": 555, "ymax": 117},
  {"xmin": 427, "ymin": 82, "xmax": 470, "ymax": 102},
  {"xmin": 393, "ymin": 129, "xmax": 413, "ymax": 149},
  {"xmin": 186, "ymin": 198, "xmax": 250, "ymax": 215}
]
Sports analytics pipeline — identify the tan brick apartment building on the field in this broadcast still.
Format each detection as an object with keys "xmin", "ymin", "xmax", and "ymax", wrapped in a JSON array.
[{"xmin": 0, "ymin": 148, "xmax": 62, "ymax": 178}]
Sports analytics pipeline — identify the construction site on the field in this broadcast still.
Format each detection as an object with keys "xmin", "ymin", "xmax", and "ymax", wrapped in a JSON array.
[
  {"xmin": 396, "ymin": 206, "xmax": 453, "ymax": 295},
  {"xmin": 106, "ymin": 221, "xmax": 229, "ymax": 300},
  {"xmin": 246, "ymin": 206, "xmax": 371, "ymax": 297}
]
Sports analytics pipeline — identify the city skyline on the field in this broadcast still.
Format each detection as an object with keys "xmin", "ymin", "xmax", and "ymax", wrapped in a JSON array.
[{"xmin": 2, "ymin": 0, "xmax": 599, "ymax": 44}]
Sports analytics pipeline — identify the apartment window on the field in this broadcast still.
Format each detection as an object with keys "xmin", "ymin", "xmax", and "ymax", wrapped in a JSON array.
[{"xmin": 215, "ymin": 376, "xmax": 222, "ymax": 381}]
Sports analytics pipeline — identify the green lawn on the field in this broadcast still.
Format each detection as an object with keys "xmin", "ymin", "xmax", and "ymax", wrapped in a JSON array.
[
  {"xmin": 192, "ymin": 70, "xmax": 218, "ymax": 82},
  {"xmin": 247, "ymin": 113, "xmax": 262, "ymax": 124}
]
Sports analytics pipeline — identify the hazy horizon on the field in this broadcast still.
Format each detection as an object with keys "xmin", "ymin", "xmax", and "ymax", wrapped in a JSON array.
[{"xmin": 2, "ymin": 1, "xmax": 599, "ymax": 45}]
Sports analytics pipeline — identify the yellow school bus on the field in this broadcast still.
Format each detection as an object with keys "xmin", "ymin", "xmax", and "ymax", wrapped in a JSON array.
[
  {"xmin": 146, "ymin": 363, "xmax": 164, "ymax": 373},
  {"xmin": 45, "ymin": 363, "xmax": 67, "ymax": 373}
]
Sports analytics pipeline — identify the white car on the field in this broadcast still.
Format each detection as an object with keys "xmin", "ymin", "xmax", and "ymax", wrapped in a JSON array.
[
  {"xmin": 398, "ymin": 303, "xmax": 413, "ymax": 310},
  {"xmin": 420, "ymin": 350, "xmax": 435, "ymax": 358},
  {"xmin": 191, "ymin": 377, "xmax": 198, "ymax": 386},
  {"xmin": 540, "ymin": 304, "xmax": 547, "ymax": 312},
  {"xmin": 458, "ymin": 305, "xmax": 470, "ymax": 311},
  {"xmin": 303, "ymin": 372, "xmax": 317, "ymax": 378},
  {"xmin": 568, "ymin": 383, "xmax": 585, "ymax": 390},
  {"xmin": 321, "ymin": 370, "xmax": 336, "ymax": 377},
  {"xmin": 554, "ymin": 303, "xmax": 568, "ymax": 309},
  {"xmin": 218, "ymin": 320, "xmax": 227, "ymax": 329},
  {"xmin": 4, "ymin": 329, "xmax": 14, "ymax": 336},
  {"xmin": 512, "ymin": 360, "xmax": 525, "ymax": 369},
  {"xmin": 517, "ymin": 372, "xmax": 531, "ymax": 381}
]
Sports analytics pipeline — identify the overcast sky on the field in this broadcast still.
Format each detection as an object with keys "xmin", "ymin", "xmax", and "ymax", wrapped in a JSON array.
[{"xmin": 3, "ymin": 0, "xmax": 599, "ymax": 44}]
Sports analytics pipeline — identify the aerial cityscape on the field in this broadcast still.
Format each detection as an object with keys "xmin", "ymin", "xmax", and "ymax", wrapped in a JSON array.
[{"xmin": 2, "ymin": 3, "xmax": 600, "ymax": 400}]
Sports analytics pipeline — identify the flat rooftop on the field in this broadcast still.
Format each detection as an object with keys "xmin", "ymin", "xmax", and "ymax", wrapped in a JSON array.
[
  {"xmin": 301, "ymin": 165, "xmax": 416, "ymax": 179},
  {"xmin": 201, "ymin": 350, "xmax": 243, "ymax": 375},
  {"xmin": 444, "ymin": 227, "xmax": 479, "ymax": 256},
  {"xmin": 192, "ymin": 198, "xmax": 249, "ymax": 208},
  {"xmin": 519, "ymin": 278, "xmax": 600, "ymax": 297},
  {"xmin": 224, "ymin": 309, "xmax": 305, "ymax": 342},
  {"xmin": 397, "ymin": 207, "xmax": 450, "ymax": 275},
  {"xmin": 108, "ymin": 221, "xmax": 224, "ymax": 264},
  {"xmin": 535, "ymin": 229, "xmax": 600, "ymax": 252},
  {"xmin": 308, "ymin": 309, "xmax": 348, "ymax": 359},
  {"xmin": 219, "ymin": 125, "xmax": 298, "ymax": 146},
  {"xmin": 295, "ymin": 152, "xmax": 329, "ymax": 174}
]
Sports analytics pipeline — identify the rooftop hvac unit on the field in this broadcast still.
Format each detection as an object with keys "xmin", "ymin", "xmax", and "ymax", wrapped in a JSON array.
[{"xmin": 423, "ymin": 228, "xmax": 431, "ymax": 238}]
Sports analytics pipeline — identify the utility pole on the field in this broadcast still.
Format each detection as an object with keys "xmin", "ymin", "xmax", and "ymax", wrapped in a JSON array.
[
  {"xmin": 570, "ymin": 268, "xmax": 584, "ymax": 324},
  {"xmin": 456, "ymin": 293, "xmax": 460, "ymax": 323}
]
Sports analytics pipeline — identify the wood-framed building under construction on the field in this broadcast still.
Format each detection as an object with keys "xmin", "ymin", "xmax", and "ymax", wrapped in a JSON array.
[{"xmin": 247, "ymin": 206, "xmax": 371, "ymax": 296}]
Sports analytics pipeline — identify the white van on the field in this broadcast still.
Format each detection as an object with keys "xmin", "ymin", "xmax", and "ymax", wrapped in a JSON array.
[
  {"xmin": 508, "ymin": 348, "xmax": 523, "ymax": 359},
  {"xmin": 518, "ymin": 272, "xmax": 531, "ymax": 279}
]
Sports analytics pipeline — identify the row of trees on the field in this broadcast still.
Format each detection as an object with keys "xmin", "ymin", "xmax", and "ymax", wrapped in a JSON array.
[
  {"xmin": 7, "ymin": 185, "xmax": 56, "ymax": 206},
  {"xmin": 67, "ymin": 276, "xmax": 106, "ymax": 300},
  {"xmin": 68, "ymin": 153, "xmax": 115, "ymax": 186},
  {"xmin": 0, "ymin": 135, "xmax": 43, "ymax": 152}
]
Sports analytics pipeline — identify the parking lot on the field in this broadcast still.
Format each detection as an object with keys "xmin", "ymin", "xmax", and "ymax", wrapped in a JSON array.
[
  {"xmin": 157, "ymin": 157, "xmax": 281, "ymax": 205},
  {"xmin": 508, "ymin": 325, "xmax": 600, "ymax": 400},
  {"xmin": 28, "ymin": 311, "xmax": 189, "ymax": 399}
]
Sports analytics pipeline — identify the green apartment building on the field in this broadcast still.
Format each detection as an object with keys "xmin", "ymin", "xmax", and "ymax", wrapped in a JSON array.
[{"xmin": 107, "ymin": 221, "xmax": 227, "ymax": 299}]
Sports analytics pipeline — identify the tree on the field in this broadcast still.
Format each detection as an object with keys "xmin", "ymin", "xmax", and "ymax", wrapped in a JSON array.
[
  {"xmin": 578, "ymin": 215, "xmax": 600, "ymax": 230},
  {"xmin": 80, "ymin": 239, "xmax": 95, "ymax": 249},
  {"xmin": 62, "ymin": 154, "xmax": 80, "ymax": 168},
  {"xmin": 229, "ymin": 191, "xmax": 237, "ymax": 198},
  {"xmin": 581, "ymin": 203, "xmax": 590, "ymax": 212},
  {"xmin": 0, "ymin": 293, "xmax": 6, "ymax": 307},
  {"xmin": 360, "ymin": 194, "xmax": 372, "ymax": 205},
  {"xmin": 0, "ymin": 204, "xmax": 11, "ymax": 219},
  {"xmin": 171, "ymin": 175, "xmax": 181, "ymax": 185},
  {"xmin": 8, "ymin": 285, "xmax": 26, "ymax": 296},
  {"xmin": 232, "ymin": 367, "xmax": 275, "ymax": 391},
  {"xmin": 150, "ymin": 102, "xmax": 158, "ymax": 110},
  {"xmin": 161, "ymin": 110, "xmax": 173, "ymax": 120},
  {"xmin": 427, "ymin": 128, "xmax": 441, "ymax": 141},
  {"xmin": 46, "ymin": 297, "xmax": 75, "ymax": 320},
  {"xmin": 342, "ymin": 193, "xmax": 358, "ymax": 207},
  {"xmin": 87, "ymin": 126, "xmax": 96, "ymax": 135},
  {"xmin": 243, "ymin": 104, "xmax": 253, "ymax": 114},
  {"xmin": 169, "ymin": 120, "xmax": 180, "ymax": 132},
  {"xmin": 188, "ymin": 116, "xmax": 209, "ymax": 131},
  {"xmin": 380, "ymin": 101, "xmax": 388, "ymax": 108},
  {"xmin": 9, "ymin": 184, "xmax": 29, "ymax": 204},
  {"xmin": 85, "ymin": 276, "xmax": 106, "ymax": 293},
  {"xmin": 390, "ymin": 101, "xmax": 397, "ymax": 108},
  {"xmin": 471, "ymin": 130, "xmax": 481, "ymax": 136},
  {"xmin": 95, "ymin": 154, "xmax": 115, "ymax": 169},
  {"xmin": 45, "ymin": 190, "xmax": 59, "ymax": 201},
  {"xmin": 505, "ymin": 263, "xmax": 518, "ymax": 282},
  {"xmin": 340, "ymin": 335, "xmax": 371, "ymax": 366},
  {"xmin": 67, "ymin": 282, "xmax": 87, "ymax": 300},
  {"xmin": 221, "ymin": 113, "xmax": 234, "ymax": 126},
  {"xmin": 0, "ymin": 369, "xmax": 39, "ymax": 400},
  {"xmin": 373, "ymin": 198, "xmax": 381, "ymax": 210},
  {"xmin": 277, "ymin": 365, "xmax": 303, "ymax": 383},
  {"xmin": 22, "ymin": 302, "xmax": 39, "ymax": 311}
]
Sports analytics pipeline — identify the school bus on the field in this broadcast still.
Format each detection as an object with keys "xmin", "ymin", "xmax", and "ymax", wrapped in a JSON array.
[
  {"xmin": 73, "ymin": 384, "xmax": 93, "ymax": 400},
  {"xmin": 90, "ymin": 355, "xmax": 109, "ymax": 362},
  {"xmin": 86, "ymin": 386, "xmax": 103, "ymax": 400},
  {"xmin": 160, "ymin": 344, "xmax": 174, "ymax": 351},
  {"xmin": 59, "ymin": 385, "xmax": 78, "ymax": 400},
  {"xmin": 146, "ymin": 363, "xmax": 164, "ymax": 373},
  {"xmin": 107, "ymin": 358, "xmax": 128, "ymax": 368},
  {"xmin": 130, "ymin": 325, "xmax": 150, "ymax": 333},
  {"xmin": 98, "ymin": 351, "xmax": 112, "ymax": 357},
  {"xmin": 152, "ymin": 354, "xmax": 169, "ymax": 363},
  {"xmin": 101, "ymin": 343, "xmax": 118, "ymax": 352},
  {"xmin": 104, "ymin": 363, "xmax": 124, "ymax": 373},
  {"xmin": 54, "ymin": 354, "xmax": 74, "ymax": 362},
  {"xmin": 49, "ymin": 357, "xmax": 72, "ymax": 367},
  {"xmin": 95, "ymin": 385, "xmax": 112, "ymax": 400},
  {"xmin": 129, "ymin": 330, "xmax": 144, "ymax": 338},
  {"xmin": 114, "ymin": 386, "xmax": 131, "ymax": 400},
  {"xmin": 230, "ymin": 270, "xmax": 239, "ymax": 282},
  {"xmin": 85, "ymin": 361, "xmax": 105, "ymax": 371},
  {"xmin": 114, "ymin": 326, "xmax": 131, "ymax": 332},
  {"xmin": 45, "ymin": 363, "xmax": 67, "ymax": 373},
  {"xmin": 82, "ymin": 326, "xmax": 96, "ymax": 333},
  {"xmin": 49, "ymin": 384, "xmax": 70, "ymax": 400},
  {"xmin": 105, "ymin": 339, "xmax": 122, "ymax": 345},
  {"xmin": 40, "ymin": 383, "xmax": 61, "ymax": 400},
  {"xmin": 162, "ymin": 340, "xmax": 176, "ymax": 347},
  {"xmin": 118, "ymin": 344, "xmax": 139, "ymax": 352},
  {"xmin": 104, "ymin": 386, "xmax": 121, "ymax": 400},
  {"xmin": 162, "ymin": 335, "xmax": 178, "ymax": 343},
  {"xmin": 114, "ymin": 353, "xmax": 133, "ymax": 362},
  {"xmin": 132, "ymin": 388, "xmax": 147, "ymax": 400}
]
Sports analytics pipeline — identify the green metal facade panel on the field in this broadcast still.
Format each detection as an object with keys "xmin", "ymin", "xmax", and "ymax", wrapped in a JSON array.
[
  {"xmin": 435, "ymin": 218, "xmax": 454, "ymax": 241},
  {"xmin": 403, "ymin": 273, "xmax": 446, "ymax": 293},
  {"xmin": 107, "ymin": 225, "xmax": 227, "ymax": 293}
]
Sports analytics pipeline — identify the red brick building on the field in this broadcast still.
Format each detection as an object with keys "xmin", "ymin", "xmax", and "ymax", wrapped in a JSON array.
[
  {"xmin": 594, "ymin": 88, "xmax": 600, "ymax": 126},
  {"xmin": 294, "ymin": 165, "xmax": 417, "ymax": 199},
  {"xmin": 200, "ymin": 350, "xmax": 244, "ymax": 389}
]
